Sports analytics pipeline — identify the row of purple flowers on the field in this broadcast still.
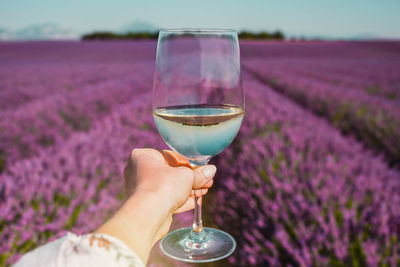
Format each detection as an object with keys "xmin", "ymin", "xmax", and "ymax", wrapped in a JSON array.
[
  {"xmin": 212, "ymin": 76, "xmax": 400, "ymax": 266},
  {"xmin": 243, "ymin": 58, "xmax": 400, "ymax": 166},
  {"xmin": 0, "ymin": 91, "xmax": 165, "ymax": 265},
  {"xmin": 1, "ymin": 42, "xmax": 399, "ymax": 266},
  {"xmin": 0, "ymin": 62, "xmax": 153, "ymax": 170}
]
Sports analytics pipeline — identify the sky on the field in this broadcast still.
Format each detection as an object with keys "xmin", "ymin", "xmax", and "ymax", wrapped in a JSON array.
[{"xmin": 1, "ymin": 0, "xmax": 400, "ymax": 39}]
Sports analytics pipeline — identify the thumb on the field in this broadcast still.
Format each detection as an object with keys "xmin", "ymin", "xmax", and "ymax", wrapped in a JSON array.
[{"xmin": 193, "ymin": 165, "xmax": 217, "ymax": 189}]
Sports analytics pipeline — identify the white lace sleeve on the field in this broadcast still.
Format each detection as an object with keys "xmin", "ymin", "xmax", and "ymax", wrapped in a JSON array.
[{"xmin": 14, "ymin": 232, "xmax": 145, "ymax": 267}]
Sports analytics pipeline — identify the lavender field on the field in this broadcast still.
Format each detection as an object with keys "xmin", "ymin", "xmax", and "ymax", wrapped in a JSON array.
[{"xmin": 1, "ymin": 41, "xmax": 400, "ymax": 266}]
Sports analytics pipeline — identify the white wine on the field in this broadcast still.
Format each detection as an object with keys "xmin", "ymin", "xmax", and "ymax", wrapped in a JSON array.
[{"xmin": 153, "ymin": 104, "xmax": 243, "ymax": 160}]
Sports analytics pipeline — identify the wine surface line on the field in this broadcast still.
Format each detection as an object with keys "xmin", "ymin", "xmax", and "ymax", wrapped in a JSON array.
[{"xmin": 153, "ymin": 104, "xmax": 243, "ymax": 159}]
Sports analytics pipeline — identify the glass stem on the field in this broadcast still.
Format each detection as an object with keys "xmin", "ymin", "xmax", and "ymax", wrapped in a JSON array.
[
  {"xmin": 190, "ymin": 193, "xmax": 205, "ymax": 239},
  {"xmin": 189, "ymin": 159, "xmax": 210, "ymax": 242}
]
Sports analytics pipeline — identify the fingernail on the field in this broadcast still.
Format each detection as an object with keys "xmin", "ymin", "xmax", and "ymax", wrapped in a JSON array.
[{"xmin": 202, "ymin": 165, "xmax": 216, "ymax": 179}]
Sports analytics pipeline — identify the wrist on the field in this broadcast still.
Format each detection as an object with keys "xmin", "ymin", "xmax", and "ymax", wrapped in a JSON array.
[
  {"xmin": 126, "ymin": 189, "xmax": 173, "ymax": 229},
  {"xmin": 134, "ymin": 184, "xmax": 178, "ymax": 213},
  {"xmin": 95, "ymin": 190, "xmax": 172, "ymax": 264}
]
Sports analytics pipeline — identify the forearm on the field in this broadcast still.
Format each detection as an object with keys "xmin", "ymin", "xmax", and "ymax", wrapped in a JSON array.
[{"xmin": 95, "ymin": 191, "xmax": 172, "ymax": 264}]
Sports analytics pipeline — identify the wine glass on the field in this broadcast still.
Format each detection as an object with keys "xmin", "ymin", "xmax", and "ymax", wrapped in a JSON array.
[{"xmin": 152, "ymin": 29, "xmax": 244, "ymax": 263}]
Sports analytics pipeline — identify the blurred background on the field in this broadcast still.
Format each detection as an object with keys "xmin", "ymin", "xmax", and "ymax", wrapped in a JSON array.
[
  {"xmin": 1, "ymin": 0, "xmax": 399, "ymax": 266},
  {"xmin": 1, "ymin": 0, "xmax": 400, "ymax": 40}
]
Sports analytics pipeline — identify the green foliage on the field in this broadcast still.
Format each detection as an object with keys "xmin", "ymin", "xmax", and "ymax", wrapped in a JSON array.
[
  {"xmin": 331, "ymin": 102, "xmax": 400, "ymax": 166},
  {"xmin": 329, "ymin": 254, "xmax": 346, "ymax": 267},
  {"xmin": 356, "ymin": 106, "xmax": 367, "ymax": 117},
  {"xmin": 53, "ymin": 193, "xmax": 71, "ymax": 207},
  {"xmin": 37, "ymin": 134, "xmax": 55, "ymax": 147},
  {"xmin": 284, "ymin": 223, "xmax": 299, "ymax": 245},
  {"xmin": 58, "ymin": 109, "xmax": 90, "ymax": 131},
  {"xmin": 0, "ymin": 151, "xmax": 5, "ymax": 174},
  {"xmin": 332, "ymin": 102, "xmax": 353, "ymax": 131},
  {"xmin": 365, "ymin": 85, "xmax": 381, "ymax": 95},
  {"xmin": 258, "ymin": 167, "xmax": 271, "ymax": 183},
  {"xmin": 0, "ymin": 220, "xmax": 5, "ymax": 235},
  {"xmin": 81, "ymin": 30, "xmax": 285, "ymax": 41},
  {"xmin": 141, "ymin": 122, "xmax": 151, "ymax": 130},
  {"xmin": 334, "ymin": 206, "xmax": 343, "ymax": 228},
  {"xmin": 82, "ymin": 31, "xmax": 158, "ymax": 40},
  {"xmin": 386, "ymin": 91, "xmax": 397, "ymax": 100},
  {"xmin": 273, "ymin": 238, "xmax": 298, "ymax": 266},
  {"xmin": 0, "ymin": 253, "xmax": 8, "ymax": 267},
  {"xmin": 19, "ymin": 238, "xmax": 35, "ymax": 253},
  {"xmin": 239, "ymin": 30, "xmax": 285, "ymax": 40},
  {"xmin": 117, "ymin": 192, "xmax": 125, "ymax": 201},
  {"xmin": 348, "ymin": 238, "xmax": 367, "ymax": 267},
  {"xmin": 96, "ymin": 179, "xmax": 108, "ymax": 198},
  {"xmin": 95, "ymin": 166, "xmax": 102, "ymax": 176},
  {"xmin": 361, "ymin": 224, "xmax": 372, "ymax": 241},
  {"xmin": 272, "ymin": 153, "xmax": 285, "ymax": 173},
  {"xmin": 30, "ymin": 199, "xmax": 40, "ymax": 212},
  {"xmin": 268, "ymin": 76, "xmax": 280, "ymax": 87},
  {"xmin": 364, "ymin": 85, "xmax": 397, "ymax": 100},
  {"xmin": 95, "ymin": 100, "xmax": 110, "ymax": 113},
  {"xmin": 346, "ymin": 197, "xmax": 353, "ymax": 209},
  {"xmin": 65, "ymin": 205, "xmax": 81, "ymax": 229}
]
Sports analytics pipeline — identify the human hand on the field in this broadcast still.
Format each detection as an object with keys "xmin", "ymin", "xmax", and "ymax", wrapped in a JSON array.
[
  {"xmin": 96, "ymin": 148, "xmax": 217, "ymax": 264},
  {"xmin": 124, "ymin": 148, "xmax": 216, "ymax": 214}
]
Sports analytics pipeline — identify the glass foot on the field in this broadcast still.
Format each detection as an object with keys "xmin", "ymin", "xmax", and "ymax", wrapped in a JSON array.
[{"xmin": 159, "ymin": 227, "xmax": 236, "ymax": 263}]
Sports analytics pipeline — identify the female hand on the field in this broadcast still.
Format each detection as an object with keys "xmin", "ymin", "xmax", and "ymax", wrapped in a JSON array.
[
  {"xmin": 96, "ymin": 148, "xmax": 217, "ymax": 264},
  {"xmin": 124, "ymin": 148, "xmax": 215, "ymax": 213}
]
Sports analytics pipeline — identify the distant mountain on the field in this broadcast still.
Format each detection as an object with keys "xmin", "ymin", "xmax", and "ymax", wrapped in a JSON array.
[
  {"xmin": 0, "ymin": 23, "xmax": 79, "ymax": 40},
  {"xmin": 15, "ymin": 23, "xmax": 78, "ymax": 40},
  {"xmin": 288, "ymin": 32, "xmax": 400, "ymax": 41},
  {"xmin": 120, "ymin": 21, "xmax": 158, "ymax": 34},
  {"xmin": 349, "ymin": 33, "xmax": 400, "ymax": 41},
  {"xmin": 349, "ymin": 33, "xmax": 380, "ymax": 40},
  {"xmin": 0, "ymin": 28, "xmax": 13, "ymax": 40}
]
